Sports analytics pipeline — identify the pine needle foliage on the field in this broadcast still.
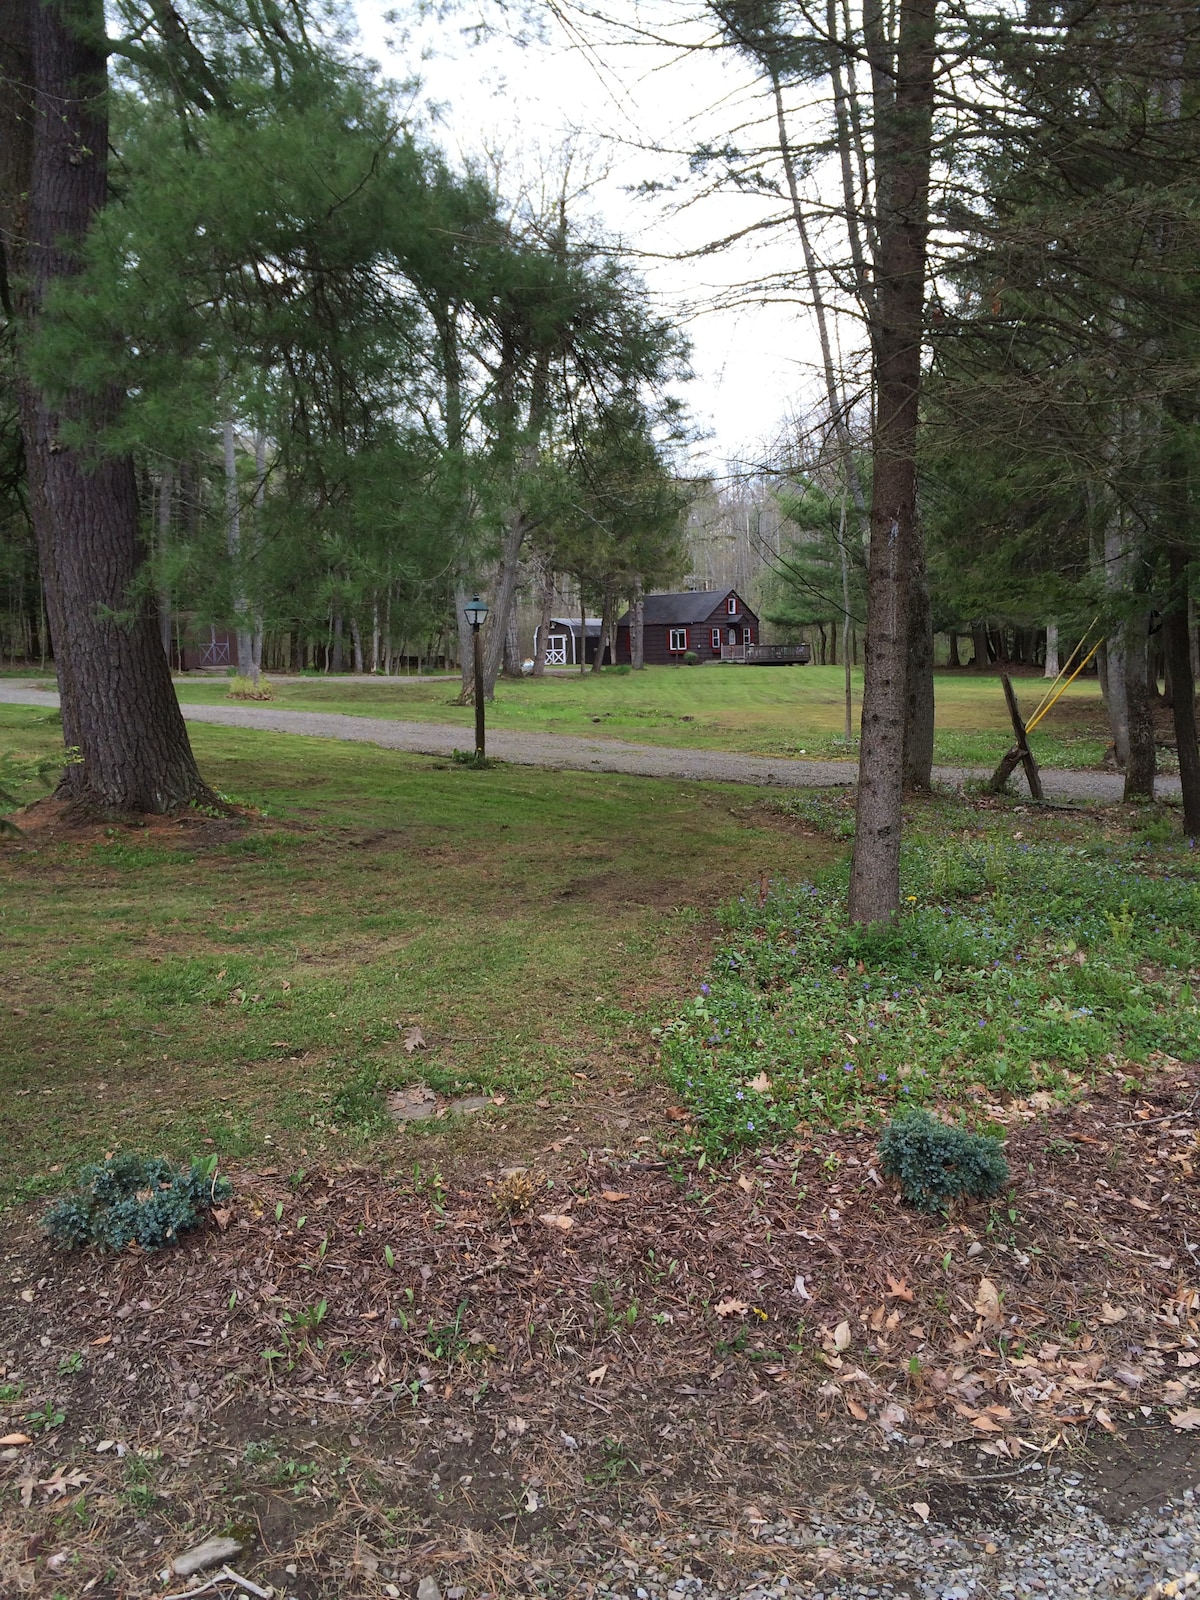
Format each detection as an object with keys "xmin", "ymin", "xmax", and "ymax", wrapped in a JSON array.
[
  {"xmin": 43, "ymin": 1153, "xmax": 231, "ymax": 1251},
  {"xmin": 877, "ymin": 1109, "xmax": 1008, "ymax": 1215}
]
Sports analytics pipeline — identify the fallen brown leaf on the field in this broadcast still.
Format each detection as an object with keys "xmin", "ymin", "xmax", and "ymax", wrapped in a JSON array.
[{"xmin": 974, "ymin": 1278, "xmax": 1002, "ymax": 1326}]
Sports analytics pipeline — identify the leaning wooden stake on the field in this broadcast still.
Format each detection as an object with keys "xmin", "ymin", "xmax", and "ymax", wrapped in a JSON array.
[{"xmin": 988, "ymin": 675, "xmax": 1044, "ymax": 800}]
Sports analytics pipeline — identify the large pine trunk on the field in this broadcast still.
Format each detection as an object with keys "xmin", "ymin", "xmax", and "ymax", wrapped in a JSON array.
[
  {"xmin": 848, "ymin": 0, "xmax": 938, "ymax": 926},
  {"xmin": 1164, "ymin": 545, "xmax": 1200, "ymax": 837},
  {"xmin": 8, "ymin": 0, "xmax": 210, "ymax": 814}
]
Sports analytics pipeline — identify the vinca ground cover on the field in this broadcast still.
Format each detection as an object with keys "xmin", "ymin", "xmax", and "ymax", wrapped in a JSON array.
[{"xmin": 663, "ymin": 791, "xmax": 1200, "ymax": 1152}]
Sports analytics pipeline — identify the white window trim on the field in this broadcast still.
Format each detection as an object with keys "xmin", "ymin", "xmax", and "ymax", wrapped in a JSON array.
[
  {"xmin": 668, "ymin": 627, "xmax": 688, "ymax": 652},
  {"xmin": 727, "ymin": 596, "xmax": 738, "ymax": 615},
  {"xmin": 710, "ymin": 627, "xmax": 721, "ymax": 651}
]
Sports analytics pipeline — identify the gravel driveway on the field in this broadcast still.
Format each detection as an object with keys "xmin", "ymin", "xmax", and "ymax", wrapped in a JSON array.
[{"xmin": 0, "ymin": 680, "xmax": 1181, "ymax": 804}]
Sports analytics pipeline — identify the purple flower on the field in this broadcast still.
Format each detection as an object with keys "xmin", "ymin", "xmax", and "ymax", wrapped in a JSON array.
[{"xmin": 700, "ymin": 984, "xmax": 710, "ymax": 996}]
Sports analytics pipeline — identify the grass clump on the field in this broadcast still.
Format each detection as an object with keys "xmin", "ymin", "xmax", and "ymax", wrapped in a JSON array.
[
  {"xmin": 43, "ymin": 1153, "xmax": 231, "ymax": 1251},
  {"xmin": 877, "ymin": 1107, "xmax": 1008, "ymax": 1213},
  {"xmin": 662, "ymin": 806, "xmax": 1200, "ymax": 1153},
  {"xmin": 228, "ymin": 675, "xmax": 274, "ymax": 701}
]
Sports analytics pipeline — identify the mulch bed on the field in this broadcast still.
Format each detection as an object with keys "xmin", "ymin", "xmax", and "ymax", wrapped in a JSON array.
[{"xmin": 1, "ymin": 1079, "xmax": 1198, "ymax": 1598}]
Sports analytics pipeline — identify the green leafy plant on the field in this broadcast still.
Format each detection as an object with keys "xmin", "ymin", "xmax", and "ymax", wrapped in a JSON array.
[
  {"xmin": 330, "ymin": 1063, "xmax": 390, "ymax": 1134},
  {"xmin": 25, "ymin": 1399, "xmax": 65, "ymax": 1433},
  {"xmin": 42, "ymin": 1153, "xmax": 231, "ymax": 1251},
  {"xmin": 0, "ymin": 750, "xmax": 75, "ymax": 835},
  {"xmin": 877, "ymin": 1108, "xmax": 1009, "ymax": 1214}
]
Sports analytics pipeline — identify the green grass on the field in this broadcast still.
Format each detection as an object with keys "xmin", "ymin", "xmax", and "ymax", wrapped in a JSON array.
[
  {"xmin": 663, "ymin": 791, "xmax": 1200, "ymax": 1153},
  {"xmin": 162, "ymin": 665, "xmax": 1112, "ymax": 770},
  {"xmin": 0, "ymin": 704, "xmax": 832, "ymax": 1205}
]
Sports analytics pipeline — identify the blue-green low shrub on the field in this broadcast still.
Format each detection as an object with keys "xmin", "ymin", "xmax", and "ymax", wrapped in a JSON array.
[
  {"xmin": 877, "ymin": 1108, "xmax": 1009, "ymax": 1213},
  {"xmin": 43, "ymin": 1153, "xmax": 231, "ymax": 1251}
]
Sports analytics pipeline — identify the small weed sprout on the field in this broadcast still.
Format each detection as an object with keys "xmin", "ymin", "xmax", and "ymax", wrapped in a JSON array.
[{"xmin": 877, "ymin": 1108, "xmax": 1009, "ymax": 1214}]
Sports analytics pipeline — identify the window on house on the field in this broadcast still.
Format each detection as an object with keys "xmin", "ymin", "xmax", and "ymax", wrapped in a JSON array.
[
  {"xmin": 743, "ymin": 626, "xmax": 752, "ymax": 647},
  {"xmin": 668, "ymin": 628, "xmax": 688, "ymax": 652},
  {"xmin": 727, "ymin": 596, "xmax": 738, "ymax": 615},
  {"xmin": 711, "ymin": 628, "xmax": 721, "ymax": 651}
]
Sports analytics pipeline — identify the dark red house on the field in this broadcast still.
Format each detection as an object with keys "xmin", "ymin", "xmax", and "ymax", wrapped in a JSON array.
[{"xmin": 615, "ymin": 589, "xmax": 759, "ymax": 665}]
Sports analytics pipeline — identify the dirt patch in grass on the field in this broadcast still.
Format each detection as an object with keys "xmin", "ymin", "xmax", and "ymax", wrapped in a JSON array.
[
  {"xmin": 7, "ymin": 796, "xmax": 261, "ymax": 847},
  {"xmin": 1, "ymin": 1080, "xmax": 1196, "ymax": 1596}
]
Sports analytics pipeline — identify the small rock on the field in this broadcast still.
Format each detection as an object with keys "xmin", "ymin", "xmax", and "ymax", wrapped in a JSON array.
[
  {"xmin": 417, "ymin": 1578, "xmax": 443, "ymax": 1600},
  {"xmin": 171, "ymin": 1535, "xmax": 243, "ymax": 1577},
  {"xmin": 387, "ymin": 1086, "xmax": 437, "ymax": 1122},
  {"xmin": 447, "ymin": 1095, "xmax": 493, "ymax": 1115}
]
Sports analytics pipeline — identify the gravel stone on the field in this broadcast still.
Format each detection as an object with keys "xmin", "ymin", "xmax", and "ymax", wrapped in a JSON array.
[{"xmin": 572, "ymin": 1479, "xmax": 1198, "ymax": 1600}]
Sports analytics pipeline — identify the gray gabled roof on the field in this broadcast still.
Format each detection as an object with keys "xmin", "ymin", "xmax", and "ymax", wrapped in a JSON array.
[
  {"xmin": 617, "ymin": 589, "xmax": 752, "ymax": 627},
  {"xmin": 547, "ymin": 617, "xmax": 603, "ymax": 637}
]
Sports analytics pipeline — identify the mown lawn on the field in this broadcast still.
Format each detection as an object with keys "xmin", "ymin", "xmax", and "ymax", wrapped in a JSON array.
[
  {"xmin": 0, "ymin": 704, "xmax": 833, "ymax": 1205},
  {"xmin": 164, "ymin": 664, "xmax": 1113, "ymax": 769}
]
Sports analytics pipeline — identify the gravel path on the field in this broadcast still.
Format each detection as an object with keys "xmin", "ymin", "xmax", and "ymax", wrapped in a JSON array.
[
  {"xmin": 0, "ymin": 680, "xmax": 1181, "ymax": 804},
  {"xmin": 536, "ymin": 1477, "xmax": 1200, "ymax": 1600}
]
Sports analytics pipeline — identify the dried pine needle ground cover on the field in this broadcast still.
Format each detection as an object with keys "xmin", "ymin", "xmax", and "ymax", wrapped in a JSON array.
[
  {"xmin": 2, "ymin": 707, "xmax": 1200, "ymax": 1595},
  {"xmin": 0, "ymin": 1086, "xmax": 1197, "ymax": 1598}
]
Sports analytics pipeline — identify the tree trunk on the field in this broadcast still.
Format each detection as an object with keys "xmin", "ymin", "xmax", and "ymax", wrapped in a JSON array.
[
  {"xmin": 947, "ymin": 630, "xmax": 960, "ymax": 668},
  {"xmin": 502, "ymin": 607, "xmax": 523, "ymax": 677},
  {"xmin": 156, "ymin": 468, "xmax": 173, "ymax": 663},
  {"xmin": 1123, "ymin": 609, "xmax": 1156, "ymax": 800},
  {"xmin": 331, "ymin": 613, "xmax": 343, "ymax": 673},
  {"xmin": 223, "ymin": 417, "xmax": 253, "ymax": 678},
  {"xmin": 481, "ymin": 514, "xmax": 529, "ymax": 699},
  {"xmin": 350, "ymin": 616, "xmax": 364, "ymax": 674},
  {"xmin": 903, "ymin": 547, "xmax": 935, "ymax": 789},
  {"xmin": 532, "ymin": 563, "xmax": 553, "ymax": 677},
  {"xmin": 1044, "ymin": 621, "xmax": 1059, "ymax": 678},
  {"xmin": 1164, "ymin": 545, "xmax": 1200, "ymax": 836},
  {"xmin": 6, "ymin": 0, "xmax": 210, "ymax": 814},
  {"xmin": 840, "ymin": 494, "xmax": 854, "ymax": 742},
  {"xmin": 631, "ymin": 588, "xmax": 645, "ymax": 670},
  {"xmin": 591, "ymin": 593, "xmax": 613, "ymax": 673},
  {"xmin": 970, "ymin": 622, "xmax": 989, "ymax": 668},
  {"xmin": 848, "ymin": 0, "xmax": 938, "ymax": 927}
]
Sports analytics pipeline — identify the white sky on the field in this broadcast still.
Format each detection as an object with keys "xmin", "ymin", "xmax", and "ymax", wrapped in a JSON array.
[{"xmin": 353, "ymin": 0, "xmax": 831, "ymax": 474}]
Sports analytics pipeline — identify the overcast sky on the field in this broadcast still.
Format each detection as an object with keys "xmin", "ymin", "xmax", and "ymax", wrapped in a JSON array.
[{"xmin": 354, "ymin": 0, "xmax": 832, "ymax": 476}]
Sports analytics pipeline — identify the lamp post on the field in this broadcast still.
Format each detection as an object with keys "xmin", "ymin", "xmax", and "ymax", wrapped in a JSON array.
[{"xmin": 463, "ymin": 594, "xmax": 489, "ymax": 762}]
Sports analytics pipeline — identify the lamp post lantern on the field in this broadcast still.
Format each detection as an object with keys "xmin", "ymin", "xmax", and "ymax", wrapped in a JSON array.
[{"xmin": 463, "ymin": 595, "xmax": 489, "ymax": 761}]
